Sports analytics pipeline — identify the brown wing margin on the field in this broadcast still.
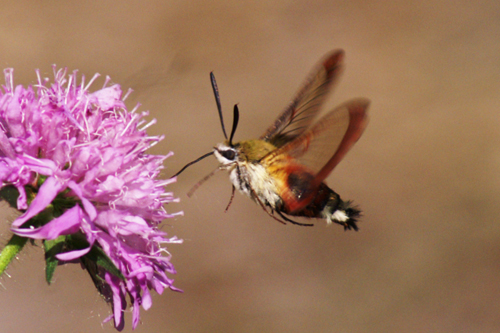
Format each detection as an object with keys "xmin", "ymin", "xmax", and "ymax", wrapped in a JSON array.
[
  {"xmin": 312, "ymin": 98, "xmax": 369, "ymax": 186},
  {"xmin": 261, "ymin": 98, "xmax": 369, "ymax": 213},
  {"xmin": 263, "ymin": 98, "xmax": 369, "ymax": 179},
  {"xmin": 259, "ymin": 50, "xmax": 345, "ymax": 145}
]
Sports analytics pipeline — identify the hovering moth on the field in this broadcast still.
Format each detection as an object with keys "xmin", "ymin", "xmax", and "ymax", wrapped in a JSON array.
[{"xmin": 174, "ymin": 50, "xmax": 369, "ymax": 230}]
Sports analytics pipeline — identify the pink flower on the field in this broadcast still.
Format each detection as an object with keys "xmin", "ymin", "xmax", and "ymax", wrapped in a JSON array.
[{"xmin": 0, "ymin": 66, "xmax": 182, "ymax": 330}]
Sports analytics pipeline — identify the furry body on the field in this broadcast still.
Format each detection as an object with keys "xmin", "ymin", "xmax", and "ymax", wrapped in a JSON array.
[{"xmin": 214, "ymin": 140, "xmax": 360, "ymax": 230}]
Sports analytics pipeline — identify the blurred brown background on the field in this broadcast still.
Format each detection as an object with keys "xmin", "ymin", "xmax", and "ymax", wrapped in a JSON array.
[{"xmin": 0, "ymin": 1, "xmax": 499, "ymax": 332}]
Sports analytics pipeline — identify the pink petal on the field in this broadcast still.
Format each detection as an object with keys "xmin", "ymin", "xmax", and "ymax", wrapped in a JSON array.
[
  {"xmin": 55, "ymin": 247, "xmax": 91, "ymax": 261},
  {"xmin": 141, "ymin": 289, "xmax": 152, "ymax": 310},
  {"xmin": 4, "ymin": 93, "xmax": 25, "ymax": 138},
  {"xmin": 0, "ymin": 128, "xmax": 15, "ymax": 158},
  {"xmin": 11, "ymin": 176, "xmax": 64, "ymax": 228},
  {"xmin": 89, "ymin": 85, "xmax": 125, "ymax": 110},
  {"xmin": 67, "ymin": 180, "xmax": 97, "ymax": 220},
  {"xmin": 131, "ymin": 300, "xmax": 141, "ymax": 329},
  {"xmin": 20, "ymin": 155, "xmax": 57, "ymax": 176},
  {"xmin": 15, "ymin": 184, "xmax": 27, "ymax": 210},
  {"xmin": 11, "ymin": 205, "xmax": 82, "ymax": 239},
  {"xmin": 105, "ymin": 273, "xmax": 125, "ymax": 330}
]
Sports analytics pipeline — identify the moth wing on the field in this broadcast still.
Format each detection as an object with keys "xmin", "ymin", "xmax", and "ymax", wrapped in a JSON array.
[
  {"xmin": 263, "ymin": 98, "xmax": 369, "ymax": 212},
  {"xmin": 259, "ymin": 50, "xmax": 345, "ymax": 146}
]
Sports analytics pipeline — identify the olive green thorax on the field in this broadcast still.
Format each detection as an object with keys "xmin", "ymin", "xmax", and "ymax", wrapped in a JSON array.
[{"xmin": 233, "ymin": 139, "xmax": 277, "ymax": 162}]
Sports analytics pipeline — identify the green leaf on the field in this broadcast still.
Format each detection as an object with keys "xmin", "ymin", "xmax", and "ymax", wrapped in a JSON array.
[
  {"xmin": 79, "ymin": 242, "xmax": 124, "ymax": 301},
  {"xmin": 85, "ymin": 245, "xmax": 125, "ymax": 280},
  {"xmin": 0, "ymin": 234, "xmax": 28, "ymax": 277},
  {"xmin": 36, "ymin": 174, "xmax": 48, "ymax": 187},
  {"xmin": 80, "ymin": 256, "xmax": 112, "ymax": 302},
  {"xmin": 31, "ymin": 205, "xmax": 55, "ymax": 227},
  {"xmin": 0, "ymin": 186, "xmax": 20, "ymax": 209},
  {"xmin": 65, "ymin": 234, "xmax": 124, "ymax": 280},
  {"xmin": 43, "ymin": 236, "xmax": 67, "ymax": 285}
]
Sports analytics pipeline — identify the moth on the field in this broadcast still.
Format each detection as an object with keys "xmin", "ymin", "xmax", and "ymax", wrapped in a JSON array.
[{"xmin": 174, "ymin": 50, "xmax": 369, "ymax": 230}]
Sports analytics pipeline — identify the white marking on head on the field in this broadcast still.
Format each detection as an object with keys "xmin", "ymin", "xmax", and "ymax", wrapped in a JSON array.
[{"xmin": 214, "ymin": 143, "xmax": 237, "ymax": 166}]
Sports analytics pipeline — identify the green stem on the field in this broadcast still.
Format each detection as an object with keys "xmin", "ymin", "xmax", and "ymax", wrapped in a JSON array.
[{"xmin": 0, "ymin": 234, "xmax": 27, "ymax": 276}]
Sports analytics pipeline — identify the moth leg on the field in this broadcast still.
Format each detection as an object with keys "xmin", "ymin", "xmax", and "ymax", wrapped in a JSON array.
[
  {"xmin": 251, "ymin": 189, "xmax": 287, "ymax": 225},
  {"xmin": 276, "ymin": 210, "xmax": 313, "ymax": 227},
  {"xmin": 225, "ymin": 185, "xmax": 236, "ymax": 212}
]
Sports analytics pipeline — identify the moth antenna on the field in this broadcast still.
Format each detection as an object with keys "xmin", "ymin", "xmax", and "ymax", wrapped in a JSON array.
[
  {"xmin": 187, "ymin": 167, "xmax": 220, "ymax": 197},
  {"xmin": 171, "ymin": 151, "xmax": 214, "ymax": 178},
  {"xmin": 210, "ymin": 72, "xmax": 228, "ymax": 140},
  {"xmin": 229, "ymin": 104, "xmax": 239, "ymax": 146}
]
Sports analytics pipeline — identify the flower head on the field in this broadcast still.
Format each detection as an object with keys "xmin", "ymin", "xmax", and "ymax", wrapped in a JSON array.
[{"xmin": 0, "ymin": 66, "xmax": 182, "ymax": 330}]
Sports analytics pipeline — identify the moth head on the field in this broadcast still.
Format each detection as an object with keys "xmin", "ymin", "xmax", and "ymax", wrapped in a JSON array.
[{"xmin": 214, "ymin": 142, "xmax": 240, "ymax": 166}]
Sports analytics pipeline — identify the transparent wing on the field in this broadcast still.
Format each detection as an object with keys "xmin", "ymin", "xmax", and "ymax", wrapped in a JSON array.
[
  {"xmin": 259, "ymin": 50, "xmax": 345, "ymax": 146},
  {"xmin": 264, "ymin": 98, "xmax": 369, "ymax": 186}
]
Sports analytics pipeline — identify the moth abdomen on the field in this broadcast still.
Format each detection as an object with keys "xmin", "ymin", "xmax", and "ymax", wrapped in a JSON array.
[{"xmin": 283, "ymin": 182, "xmax": 360, "ymax": 230}]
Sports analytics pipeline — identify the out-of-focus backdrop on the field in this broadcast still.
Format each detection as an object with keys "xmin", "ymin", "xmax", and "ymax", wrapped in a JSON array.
[{"xmin": 0, "ymin": 1, "xmax": 499, "ymax": 332}]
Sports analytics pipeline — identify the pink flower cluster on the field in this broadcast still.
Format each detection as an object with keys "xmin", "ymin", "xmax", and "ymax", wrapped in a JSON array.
[{"xmin": 0, "ymin": 66, "xmax": 182, "ymax": 330}]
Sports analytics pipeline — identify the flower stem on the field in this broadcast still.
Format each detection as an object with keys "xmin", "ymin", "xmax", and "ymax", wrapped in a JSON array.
[{"xmin": 0, "ymin": 234, "xmax": 27, "ymax": 276}]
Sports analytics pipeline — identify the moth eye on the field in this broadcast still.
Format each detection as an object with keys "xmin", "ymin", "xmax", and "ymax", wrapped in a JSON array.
[{"xmin": 221, "ymin": 149, "xmax": 236, "ymax": 161}]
